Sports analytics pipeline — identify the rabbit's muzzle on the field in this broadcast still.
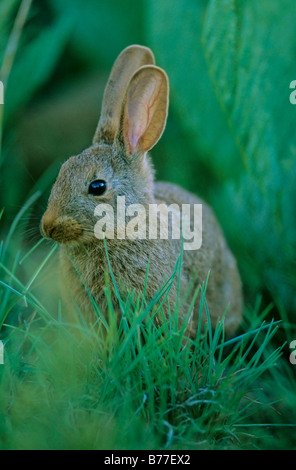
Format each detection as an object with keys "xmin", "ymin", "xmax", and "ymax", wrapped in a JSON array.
[{"xmin": 41, "ymin": 212, "xmax": 83, "ymax": 244}]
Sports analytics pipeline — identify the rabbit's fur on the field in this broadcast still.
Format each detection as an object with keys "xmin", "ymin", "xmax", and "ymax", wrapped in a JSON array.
[{"xmin": 41, "ymin": 45, "xmax": 242, "ymax": 337}]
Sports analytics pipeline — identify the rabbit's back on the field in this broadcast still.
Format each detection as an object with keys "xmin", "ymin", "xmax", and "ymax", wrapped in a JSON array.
[{"xmin": 154, "ymin": 181, "xmax": 243, "ymax": 336}]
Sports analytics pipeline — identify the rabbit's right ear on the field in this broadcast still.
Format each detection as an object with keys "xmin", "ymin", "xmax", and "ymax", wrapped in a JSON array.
[
  {"xmin": 118, "ymin": 65, "xmax": 169, "ymax": 156},
  {"xmin": 93, "ymin": 45, "xmax": 155, "ymax": 145}
]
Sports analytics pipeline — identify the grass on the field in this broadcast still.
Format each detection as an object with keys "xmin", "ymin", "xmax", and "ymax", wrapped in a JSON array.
[
  {"xmin": 0, "ymin": 202, "xmax": 296, "ymax": 450},
  {"xmin": 0, "ymin": 0, "xmax": 33, "ymax": 161}
]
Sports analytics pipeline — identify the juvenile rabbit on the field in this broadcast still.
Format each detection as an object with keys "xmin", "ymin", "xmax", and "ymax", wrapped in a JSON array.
[{"xmin": 41, "ymin": 45, "xmax": 242, "ymax": 337}]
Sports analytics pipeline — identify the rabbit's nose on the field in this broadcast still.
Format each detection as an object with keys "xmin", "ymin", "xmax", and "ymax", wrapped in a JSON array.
[
  {"xmin": 41, "ymin": 211, "xmax": 58, "ymax": 239},
  {"xmin": 41, "ymin": 212, "xmax": 83, "ymax": 243}
]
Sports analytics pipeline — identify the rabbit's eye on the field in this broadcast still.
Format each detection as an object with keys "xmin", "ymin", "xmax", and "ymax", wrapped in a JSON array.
[{"xmin": 88, "ymin": 180, "xmax": 107, "ymax": 196}]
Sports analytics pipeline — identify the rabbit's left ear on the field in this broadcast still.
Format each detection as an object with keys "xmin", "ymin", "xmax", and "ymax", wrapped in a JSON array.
[
  {"xmin": 119, "ymin": 65, "xmax": 169, "ymax": 155},
  {"xmin": 93, "ymin": 45, "xmax": 155, "ymax": 145}
]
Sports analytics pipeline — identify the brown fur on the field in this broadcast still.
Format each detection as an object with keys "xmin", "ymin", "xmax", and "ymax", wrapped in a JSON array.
[{"xmin": 41, "ymin": 45, "xmax": 243, "ymax": 338}]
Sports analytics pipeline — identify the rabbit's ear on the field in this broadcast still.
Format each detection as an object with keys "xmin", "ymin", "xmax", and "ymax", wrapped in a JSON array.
[
  {"xmin": 93, "ymin": 45, "xmax": 155, "ymax": 145},
  {"xmin": 119, "ymin": 65, "xmax": 169, "ymax": 156}
]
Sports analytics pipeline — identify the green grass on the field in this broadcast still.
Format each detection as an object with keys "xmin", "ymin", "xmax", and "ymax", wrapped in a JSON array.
[{"xmin": 0, "ymin": 204, "xmax": 296, "ymax": 450}]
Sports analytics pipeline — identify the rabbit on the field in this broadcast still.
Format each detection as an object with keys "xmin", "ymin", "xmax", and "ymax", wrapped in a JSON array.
[{"xmin": 40, "ymin": 45, "xmax": 243, "ymax": 338}]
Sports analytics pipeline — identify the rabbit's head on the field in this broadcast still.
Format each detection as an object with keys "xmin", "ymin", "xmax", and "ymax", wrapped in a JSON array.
[{"xmin": 41, "ymin": 45, "xmax": 169, "ymax": 245}]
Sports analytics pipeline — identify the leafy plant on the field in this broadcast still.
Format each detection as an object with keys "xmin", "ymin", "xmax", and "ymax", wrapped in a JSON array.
[
  {"xmin": 50, "ymin": 0, "xmax": 145, "ymax": 67},
  {"xmin": 147, "ymin": 0, "xmax": 296, "ymax": 321}
]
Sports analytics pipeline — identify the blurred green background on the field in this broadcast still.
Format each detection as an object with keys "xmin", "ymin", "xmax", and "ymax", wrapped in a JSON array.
[
  {"xmin": 1, "ymin": 0, "xmax": 296, "ymax": 451},
  {"xmin": 1, "ymin": 0, "xmax": 296, "ymax": 328}
]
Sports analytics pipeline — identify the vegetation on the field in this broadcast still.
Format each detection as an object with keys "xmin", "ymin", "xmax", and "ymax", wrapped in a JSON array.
[{"xmin": 0, "ymin": 0, "xmax": 295, "ymax": 450}]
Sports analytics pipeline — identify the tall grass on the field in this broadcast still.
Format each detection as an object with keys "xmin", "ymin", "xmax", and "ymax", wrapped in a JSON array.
[
  {"xmin": 0, "ymin": 211, "xmax": 294, "ymax": 449},
  {"xmin": 0, "ymin": 0, "xmax": 33, "ymax": 160}
]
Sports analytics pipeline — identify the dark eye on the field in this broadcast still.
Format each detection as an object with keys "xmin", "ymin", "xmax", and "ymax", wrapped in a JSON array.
[{"xmin": 88, "ymin": 180, "xmax": 107, "ymax": 196}]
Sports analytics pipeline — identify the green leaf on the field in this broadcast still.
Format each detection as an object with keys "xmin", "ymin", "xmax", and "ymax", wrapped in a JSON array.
[
  {"xmin": 146, "ymin": 0, "xmax": 242, "ymax": 182},
  {"xmin": 50, "ymin": 0, "xmax": 144, "ymax": 67},
  {"xmin": 202, "ymin": 0, "xmax": 296, "ymax": 311},
  {"xmin": 202, "ymin": 0, "xmax": 296, "ymax": 174},
  {"xmin": 0, "ymin": 0, "xmax": 19, "ymax": 39},
  {"xmin": 4, "ymin": 15, "xmax": 74, "ymax": 125},
  {"xmin": 147, "ymin": 0, "xmax": 296, "ymax": 315}
]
